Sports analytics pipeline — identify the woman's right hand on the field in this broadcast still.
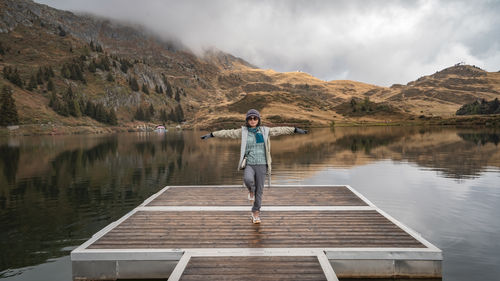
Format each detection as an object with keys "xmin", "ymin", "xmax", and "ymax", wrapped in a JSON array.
[{"xmin": 200, "ymin": 133, "xmax": 214, "ymax": 140}]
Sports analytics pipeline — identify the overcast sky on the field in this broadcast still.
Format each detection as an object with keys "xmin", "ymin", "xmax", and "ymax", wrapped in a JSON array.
[{"xmin": 36, "ymin": 0, "xmax": 500, "ymax": 86}]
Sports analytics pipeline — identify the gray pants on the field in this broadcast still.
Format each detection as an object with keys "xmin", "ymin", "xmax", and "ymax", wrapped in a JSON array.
[{"xmin": 243, "ymin": 164, "xmax": 267, "ymax": 212}]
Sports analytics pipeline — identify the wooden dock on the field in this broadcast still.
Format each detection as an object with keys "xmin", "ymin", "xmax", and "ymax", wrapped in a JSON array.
[{"xmin": 71, "ymin": 185, "xmax": 442, "ymax": 280}]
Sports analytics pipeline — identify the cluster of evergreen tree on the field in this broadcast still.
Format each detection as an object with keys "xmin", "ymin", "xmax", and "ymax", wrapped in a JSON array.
[
  {"xmin": 456, "ymin": 98, "xmax": 500, "ymax": 115},
  {"xmin": 88, "ymin": 56, "xmax": 111, "ymax": 73},
  {"xmin": 350, "ymin": 98, "xmax": 374, "ymax": 112},
  {"xmin": 83, "ymin": 100, "xmax": 117, "ymax": 125},
  {"xmin": 134, "ymin": 104, "xmax": 155, "ymax": 121},
  {"xmin": 134, "ymin": 104, "xmax": 184, "ymax": 123},
  {"xmin": 61, "ymin": 58, "xmax": 86, "ymax": 83},
  {"xmin": 170, "ymin": 104, "xmax": 185, "ymax": 123},
  {"xmin": 49, "ymin": 87, "xmax": 117, "ymax": 125},
  {"xmin": 49, "ymin": 87, "xmax": 82, "ymax": 117},
  {"xmin": 155, "ymin": 84, "xmax": 163, "ymax": 94},
  {"xmin": 119, "ymin": 58, "xmax": 133, "ymax": 73},
  {"xmin": 3, "ymin": 66, "xmax": 24, "ymax": 88},
  {"xmin": 0, "ymin": 85, "xmax": 19, "ymax": 126},
  {"xmin": 349, "ymin": 97, "xmax": 392, "ymax": 114},
  {"xmin": 57, "ymin": 25, "xmax": 66, "ymax": 37},
  {"xmin": 27, "ymin": 66, "xmax": 55, "ymax": 91},
  {"xmin": 89, "ymin": 40, "xmax": 103, "ymax": 53},
  {"xmin": 159, "ymin": 108, "xmax": 168, "ymax": 122}
]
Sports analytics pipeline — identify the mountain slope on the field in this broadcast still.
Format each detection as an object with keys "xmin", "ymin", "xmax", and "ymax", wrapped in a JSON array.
[
  {"xmin": 1, "ymin": 0, "xmax": 499, "ymax": 133},
  {"xmin": 365, "ymin": 64, "xmax": 500, "ymax": 117}
]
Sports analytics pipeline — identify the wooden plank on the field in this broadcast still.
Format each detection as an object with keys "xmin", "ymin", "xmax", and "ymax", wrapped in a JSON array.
[
  {"xmin": 147, "ymin": 186, "xmax": 368, "ymax": 207},
  {"xmin": 179, "ymin": 256, "xmax": 327, "ymax": 281},
  {"xmin": 73, "ymin": 185, "xmax": 442, "ymax": 280},
  {"xmin": 87, "ymin": 211, "xmax": 425, "ymax": 249}
]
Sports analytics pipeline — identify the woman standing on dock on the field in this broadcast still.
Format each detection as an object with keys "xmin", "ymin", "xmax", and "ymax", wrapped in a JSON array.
[{"xmin": 201, "ymin": 109, "xmax": 307, "ymax": 224}]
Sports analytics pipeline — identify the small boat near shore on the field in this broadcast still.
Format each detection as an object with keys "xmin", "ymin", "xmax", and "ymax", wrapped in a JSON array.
[{"xmin": 154, "ymin": 125, "xmax": 167, "ymax": 133}]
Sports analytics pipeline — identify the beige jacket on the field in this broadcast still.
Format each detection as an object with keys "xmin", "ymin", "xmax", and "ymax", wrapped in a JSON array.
[{"xmin": 212, "ymin": 126, "xmax": 295, "ymax": 174}]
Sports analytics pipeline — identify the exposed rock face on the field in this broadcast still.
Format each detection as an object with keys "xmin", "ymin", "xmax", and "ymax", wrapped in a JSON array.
[{"xmin": 0, "ymin": 0, "xmax": 182, "ymax": 52}]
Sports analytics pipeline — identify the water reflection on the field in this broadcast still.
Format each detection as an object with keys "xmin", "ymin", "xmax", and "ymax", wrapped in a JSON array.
[
  {"xmin": 333, "ymin": 133, "xmax": 403, "ymax": 154},
  {"xmin": 458, "ymin": 132, "xmax": 500, "ymax": 146},
  {"xmin": 0, "ymin": 144, "xmax": 19, "ymax": 185},
  {"xmin": 0, "ymin": 127, "xmax": 499, "ymax": 280},
  {"xmin": 272, "ymin": 127, "xmax": 500, "ymax": 180}
]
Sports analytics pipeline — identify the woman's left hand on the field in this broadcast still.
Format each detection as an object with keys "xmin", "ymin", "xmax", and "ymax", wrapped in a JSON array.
[{"xmin": 294, "ymin": 128, "xmax": 308, "ymax": 134}]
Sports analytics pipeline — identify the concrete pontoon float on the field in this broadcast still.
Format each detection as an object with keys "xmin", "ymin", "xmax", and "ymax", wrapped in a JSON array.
[{"xmin": 71, "ymin": 185, "xmax": 442, "ymax": 280}]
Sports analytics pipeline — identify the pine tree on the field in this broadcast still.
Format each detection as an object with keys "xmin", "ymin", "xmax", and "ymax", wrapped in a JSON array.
[
  {"xmin": 49, "ymin": 91, "xmax": 69, "ymax": 116},
  {"xmin": 108, "ymin": 109, "xmax": 118, "ymax": 125},
  {"xmin": 149, "ymin": 104, "xmax": 155, "ymax": 118},
  {"xmin": 3, "ymin": 66, "xmax": 10, "ymax": 79},
  {"xmin": 106, "ymin": 72, "xmax": 114, "ymax": 82},
  {"xmin": 95, "ymin": 103, "xmax": 107, "ymax": 122},
  {"xmin": 99, "ymin": 56, "xmax": 110, "ymax": 71},
  {"xmin": 0, "ymin": 85, "xmax": 19, "ymax": 126},
  {"xmin": 168, "ymin": 108, "xmax": 175, "ymax": 122},
  {"xmin": 160, "ymin": 109, "xmax": 168, "ymax": 122},
  {"xmin": 69, "ymin": 99, "xmax": 81, "ymax": 117},
  {"xmin": 58, "ymin": 26, "xmax": 66, "ymax": 37},
  {"xmin": 129, "ymin": 77, "xmax": 139, "ymax": 91},
  {"xmin": 74, "ymin": 65, "xmax": 84, "ymax": 82},
  {"xmin": 5, "ymin": 68, "xmax": 24, "ymax": 88},
  {"xmin": 175, "ymin": 88, "xmax": 181, "ymax": 102},
  {"xmin": 64, "ymin": 87, "xmax": 81, "ymax": 117},
  {"xmin": 174, "ymin": 104, "xmax": 184, "ymax": 122},
  {"xmin": 142, "ymin": 83, "xmax": 149, "ymax": 94},
  {"xmin": 49, "ymin": 92, "xmax": 57, "ymax": 108},
  {"xmin": 42, "ymin": 66, "xmax": 51, "ymax": 81},
  {"xmin": 27, "ymin": 74, "xmax": 37, "ymax": 91},
  {"xmin": 61, "ymin": 64, "xmax": 71, "ymax": 78},
  {"xmin": 36, "ymin": 67, "xmax": 44, "ymax": 85},
  {"xmin": 120, "ymin": 58, "xmax": 132, "ymax": 73},
  {"xmin": 47, "ymin": 78, "xmax": 54, "ymax": 92},
  {"xmin": 85, "ymin": 100, "xmax": 95, "ymax": 117},
  {"xmin": 88, "ymin": 60, "xmax": 97, "ymax": 73},
  {"xmin": 135, "ymin": 106, "xmax": 145, "ymax": 121},
  {"xmin": 48, "ymin": 66, "xmax": 55, "ymax": 77},
  {"xmin": 166, "ymin": 82, "xmax": 173, "ymax": 98}
]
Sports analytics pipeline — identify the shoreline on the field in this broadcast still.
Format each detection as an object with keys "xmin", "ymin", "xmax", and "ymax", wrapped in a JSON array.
[{"xmin": 1, "ymin": 115, "xmax": 499, "ymax": 136}]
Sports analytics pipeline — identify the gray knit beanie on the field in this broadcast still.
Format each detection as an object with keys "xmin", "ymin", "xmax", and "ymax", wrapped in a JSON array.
[{"xmin": 246, "ymin": 109, "xmax": 260, "ymax": 120}]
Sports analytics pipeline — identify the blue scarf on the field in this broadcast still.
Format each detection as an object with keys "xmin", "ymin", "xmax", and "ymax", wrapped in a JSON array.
[{"xmin": 248, "ymin": 127, "xmax": 264, "ymax": 143}]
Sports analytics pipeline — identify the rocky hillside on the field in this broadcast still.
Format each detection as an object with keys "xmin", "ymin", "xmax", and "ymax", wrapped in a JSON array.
[
  {"xmin": 365, "ymin": 64, "xmax": 500, "ymax": 117},
  {"xmin": 1, "ymin": 0, "xmax": 499, "ymax": 134}
]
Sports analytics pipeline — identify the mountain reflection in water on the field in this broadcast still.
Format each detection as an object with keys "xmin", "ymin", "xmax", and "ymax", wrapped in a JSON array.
[{"xmin": 0, "ymin": 127, "xmax": 499, "ymax": 280}]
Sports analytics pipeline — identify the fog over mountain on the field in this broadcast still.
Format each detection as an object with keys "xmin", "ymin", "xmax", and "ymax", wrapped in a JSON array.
[{"xmin": 33, "ymin": 0, "xmax": 500, "ymax": 86}]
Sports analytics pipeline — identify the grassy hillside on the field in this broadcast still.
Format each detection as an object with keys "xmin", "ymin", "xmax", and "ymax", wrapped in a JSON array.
[{"xmin": 1, "ymin": 0, "xmax": 500, "ymax": 134}]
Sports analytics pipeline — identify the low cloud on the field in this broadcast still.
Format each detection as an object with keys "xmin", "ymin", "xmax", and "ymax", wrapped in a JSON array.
[{"xmin": 36, "ymin": 0, "xmax": 500, "ymax": 86}]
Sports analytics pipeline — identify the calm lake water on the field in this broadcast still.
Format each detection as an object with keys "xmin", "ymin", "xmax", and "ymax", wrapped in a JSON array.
[{"xmin": 0, "ymin": 127, "xmax": 499, "ymax": 280}]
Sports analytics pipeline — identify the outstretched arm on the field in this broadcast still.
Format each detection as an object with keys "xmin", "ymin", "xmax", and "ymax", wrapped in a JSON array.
[
  {"xmin": 269, "ymin": 126, "xmax": 308, "ymax": 137},
  {"xmin": 202, "ymin": 128, "xmax": 242, "ymax": 139}
]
